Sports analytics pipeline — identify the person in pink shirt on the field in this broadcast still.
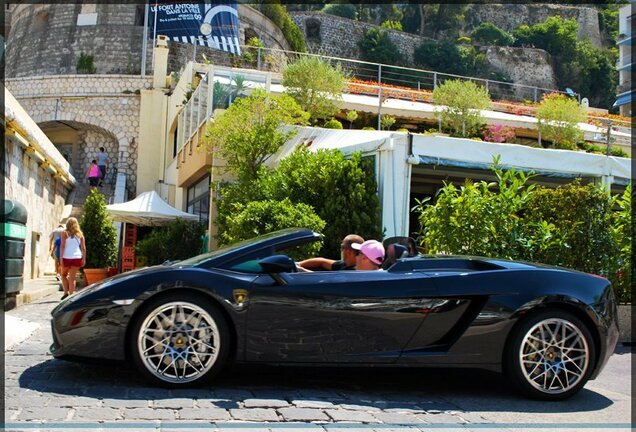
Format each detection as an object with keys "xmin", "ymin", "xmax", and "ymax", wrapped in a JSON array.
[{"xmin": 86, "ymin": 159, "xmax": 101, "ymax": 190}]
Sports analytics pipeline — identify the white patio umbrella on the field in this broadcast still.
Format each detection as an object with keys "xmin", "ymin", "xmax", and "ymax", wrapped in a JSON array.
[{"xmin": 106, "ymin": 191, "xmax": 199, "ymax": 226}]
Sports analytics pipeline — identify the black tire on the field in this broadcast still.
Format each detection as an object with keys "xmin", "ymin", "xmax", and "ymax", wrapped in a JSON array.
[
  {"xmin": 129, "ymin": 292, "xmax": 231, "ymax": 388},
  {"xmin": 504, "ymin": 308, "xmax": 596, "ymax": 400}
]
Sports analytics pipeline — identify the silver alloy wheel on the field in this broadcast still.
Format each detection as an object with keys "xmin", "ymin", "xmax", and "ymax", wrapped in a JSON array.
[
  {"xmin": 137, "ymin": 301, "xmax": 220, "ymax": 384},
  {"xmin": 519, "ymin": 318, "xmax": 589, "ymax": 395}
]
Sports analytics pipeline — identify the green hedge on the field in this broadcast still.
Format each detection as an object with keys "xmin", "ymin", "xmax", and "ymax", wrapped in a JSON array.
[{"xmin": 414, "ymin": 159, "xmax": 631, "ymax": 303}]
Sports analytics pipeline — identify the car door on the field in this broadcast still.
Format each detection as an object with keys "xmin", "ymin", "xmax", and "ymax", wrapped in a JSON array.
[{"xmin": 244, "ymin": 268, "xmax": 440, "ymax": 364}]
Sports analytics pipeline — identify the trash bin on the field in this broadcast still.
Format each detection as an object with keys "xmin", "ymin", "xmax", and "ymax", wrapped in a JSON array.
[{"xmin": 2, "ymin": 200, "xmax": 27, "ymax": 310}]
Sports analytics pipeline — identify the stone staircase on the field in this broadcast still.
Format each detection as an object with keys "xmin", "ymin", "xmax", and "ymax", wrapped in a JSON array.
[{"xmin": 69, "ymin": 178, "xmax": 116, "ymax": 220}]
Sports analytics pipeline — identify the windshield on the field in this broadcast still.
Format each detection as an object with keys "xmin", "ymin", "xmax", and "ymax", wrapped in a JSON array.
[{"xmin": 177, "ymin": 228, "xmax": 316, "ymax": 266}]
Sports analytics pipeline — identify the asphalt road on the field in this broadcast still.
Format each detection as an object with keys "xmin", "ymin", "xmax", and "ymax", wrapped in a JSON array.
[{"xmin": 4, "ymin": 292, "xmax": 632, "ymax": 432}]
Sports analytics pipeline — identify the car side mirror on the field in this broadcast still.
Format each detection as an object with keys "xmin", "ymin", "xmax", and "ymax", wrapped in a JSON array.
[{"xmin": 259, "ymin": 255, "xmax": 297, "ymax": 274}]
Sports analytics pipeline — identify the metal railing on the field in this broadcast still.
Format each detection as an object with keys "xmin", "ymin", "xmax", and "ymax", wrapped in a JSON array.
[{"xmin": 237, "ymin": 44, "xmax": 578, "ymax": 105}]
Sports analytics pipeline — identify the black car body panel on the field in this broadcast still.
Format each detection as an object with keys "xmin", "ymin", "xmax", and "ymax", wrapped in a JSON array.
[{"xmin": 50, "ymin": 228, "xmax": 619, "ymax": 383}]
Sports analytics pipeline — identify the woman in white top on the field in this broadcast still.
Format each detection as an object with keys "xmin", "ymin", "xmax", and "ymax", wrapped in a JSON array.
[{"xmin": 59, "ymin": 217, "xmax": 86, "ymax": 300}]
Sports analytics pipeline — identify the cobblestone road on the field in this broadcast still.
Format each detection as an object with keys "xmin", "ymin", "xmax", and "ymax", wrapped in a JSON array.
[{"xmin": 4, "ymin": 292, "xmax": 632, "ymax": 432}]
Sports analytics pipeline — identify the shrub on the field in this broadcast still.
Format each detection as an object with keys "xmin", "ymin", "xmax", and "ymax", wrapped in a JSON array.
[
  {"xmin": 79, "ymin": 189, "xmax": 117, "ymax": 268},
  {"xmin": 524, "ymin": 180, "xmax": 619, "ymax": 281},
  {"xmin": 432, "ymin": 79, "xmax": 491, "ymax": 137},
  {"xmin": 380, "ymin": 20, "xmax": 403, "ymax": 31},
  {"xmin": 220, "ymin": 198, "xmax": 325, "ymax": 259},
  {"xmin": 414, "ymin": 158, "xmax": 537, "ymax": 259},
  {"xmin": 254, "ymin": 4, "xmax": 306, "ymax": 52},
  {"xmin": 610, "ymin": 147, "xmax": 629, "ymax": 158},
  {"xmin": 135, "ymin": 219, "xmax": 206, "ymax": 266},
  {"xmin": 76, "ymin": 52, "xmax": 97, "ymax": 74},
  {"xmin": 242, "ymin": 36, "xmax": 266, "ymax": 67},
  {"xmin": 536, "ymin": 93, "xmax": 586, "ymax": 150},
  {"xmin": 483, "ymin": 124, "xmax": 516, "ymax": 143},
  {"xmin": 471, "ymin": 22, "xmax": 514, "ymax": 46},
  {"xmin": 323, "ymin": 118, "xmax": 343, "ymax": 129},
  {"xmin": 322, "ymin": 3, "xmax": 357, "ymax": 20},
  {"xmin": 358, "ymin": 28, "xmax": 404, "ymax": 66},
  {"xmin": 413, "ymin": 161, "xmax": 628, "ymax": 302}
]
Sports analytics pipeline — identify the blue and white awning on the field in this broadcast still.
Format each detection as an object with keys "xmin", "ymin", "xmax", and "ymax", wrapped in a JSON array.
[
  {"xmin": 149, "ymin": 2, "xmax": 241, "ymax": 55},
  {"xmin": 613, "ymin": 90, "xmax": 634, "ymax": 108}
]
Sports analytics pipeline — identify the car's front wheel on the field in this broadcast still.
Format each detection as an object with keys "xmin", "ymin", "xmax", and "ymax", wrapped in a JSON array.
[
  {"xmin": 505, "ymin": 309, "xmax": 596, "ymax": 400},
  {"xmin": 129, "ymin": 293, "xmax": 230, "ymax": 387}
]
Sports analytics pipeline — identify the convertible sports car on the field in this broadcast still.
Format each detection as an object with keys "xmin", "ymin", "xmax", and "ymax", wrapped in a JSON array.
[{"xmin": 51, "ymin": 228, "xmax": 619, "ymax": 400}]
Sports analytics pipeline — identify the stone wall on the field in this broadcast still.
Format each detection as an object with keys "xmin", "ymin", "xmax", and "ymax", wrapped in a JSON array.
[
  {"xmin": 6, "ymin": 4, "xmax": 290, "ymax": 79},
  {"xmin": 290, "ymin": 12, "xmax": 558, "ymax": 91},
  {"xmin": 463, "ymin": 4, "xmax": 602, "ymax": 47},
  {"xmin": 290, "ymin": 11, "xmax": 425, "ymax": 64},
  {"xmin": 5, "ymin": 75, "xmax": 151, "ymax": 194},
  {"xmin": 4, "ymin": 137, "xmax": 71, "ymax": 280},
  {"xmin": 6, "ymin": 4, "xmax": 145, "ymax": 78},
  {"xmin": 485, "ymin": 47, "xmax": 557, "ymax": 99}
]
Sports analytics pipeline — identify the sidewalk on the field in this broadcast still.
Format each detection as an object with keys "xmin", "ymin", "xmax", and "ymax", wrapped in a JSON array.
[
  {"xmin": 14, "ymin": 274, "xmax": 61, "ymax": 308},
  {"xmin": 5, "ymin": 275, "xmax": 60, "ymax": 351}
]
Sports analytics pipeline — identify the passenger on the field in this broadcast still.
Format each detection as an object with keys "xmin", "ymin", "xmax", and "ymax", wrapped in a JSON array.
[
  {"xmin": 298, "ymin": 234, "xmax": 364, "ymax": 271},
  {"xmin": 352, "ymin": 240, "xmax": 385, "ymax": 270}
]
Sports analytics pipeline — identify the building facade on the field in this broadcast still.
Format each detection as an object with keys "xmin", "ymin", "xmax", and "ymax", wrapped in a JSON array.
[
  {"xmin": 4, "ymin": 88, "xmax": 76, "ymax": 281},
  {"xmin": 615, "ymin": 3, "xmax": 634, "ymax": 116}
]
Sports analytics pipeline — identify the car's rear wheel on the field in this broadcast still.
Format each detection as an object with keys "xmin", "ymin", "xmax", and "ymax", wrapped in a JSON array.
[
  {"xmin": 129, "ymin": 293, "xmax": 230, "ymax": 387},
  {"xmin": 505, "ymin": 309, "xmax": 596, "ymax": 400}
]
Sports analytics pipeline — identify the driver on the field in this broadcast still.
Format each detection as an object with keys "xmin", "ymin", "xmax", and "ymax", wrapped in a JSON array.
[{"xmin": 297, "ymin": 234, "xmax": 364, "ymax": 271}]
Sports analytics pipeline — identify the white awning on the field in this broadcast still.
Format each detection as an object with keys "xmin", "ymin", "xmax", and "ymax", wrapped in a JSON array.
[{"xmin": 106, "ymin": 191, "xmax": 199, "ymax": 226}]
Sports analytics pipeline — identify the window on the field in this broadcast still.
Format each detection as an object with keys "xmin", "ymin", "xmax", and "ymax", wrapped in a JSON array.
[{"xmin": 186, "ymin": 175, "xmax": 210, "ymax": 226}]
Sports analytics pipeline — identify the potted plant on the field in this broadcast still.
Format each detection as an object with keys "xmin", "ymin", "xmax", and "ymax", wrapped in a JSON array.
[{"xmin": 79, "ymin": 189, "xmax": 118, "ymax": 285}]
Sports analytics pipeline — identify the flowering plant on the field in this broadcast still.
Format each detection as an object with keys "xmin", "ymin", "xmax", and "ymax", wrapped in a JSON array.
[{"xmin": 483, "ymin": 124, "xmax": 516, "ymax": 143}]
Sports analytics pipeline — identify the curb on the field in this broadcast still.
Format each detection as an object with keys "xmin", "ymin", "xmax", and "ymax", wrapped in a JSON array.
[{"xmin": 15, "ymin": 277, "xmax": 61, "ymax": 307}]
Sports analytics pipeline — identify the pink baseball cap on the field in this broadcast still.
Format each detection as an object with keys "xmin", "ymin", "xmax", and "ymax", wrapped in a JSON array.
[{"xmin": 351, "ymin": 240, "xmax": 385, "ymax": 265}]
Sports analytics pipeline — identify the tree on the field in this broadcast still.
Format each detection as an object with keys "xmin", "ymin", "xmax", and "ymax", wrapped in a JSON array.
[
  {"xmin": 512, "ymin": 16, "xmax": 578, "ymax": 61},
  {"xmin": 282, "ymin": 56, "xmax": 348, "ymax": 125},
  {"xmin": 432, "ymin": 79, "xmax": 491, "ymax": 137},
  {"xmin": 559, "ymin": 40, "xmax": 619, "ymax": 109},
  {"xmin": 258, "ymin": 148, "xmax": 383, "ymax": 257},
  {"xmin": 380, "ymin": 115, "xmax": 396, "ymax": 130},
  {"xmin": 358, "ymin": 28, "xmax": 404, "ymax": 66},
  {"xmin": 204, "ymin": 89, "xmax": 309, "ymax": 182},
  {"xmin": 345, "ymin": 110, "xmax": 358, "ymax": 129},
  {"xmin": 220, "ymin": 198, "xmax": 325, "ymax": 257},
  {"xmin": 79, "ymin": 189, "xmax": 117, "ymax": 269},
  {"xmin": 471, "ymin": 22, "xmax": 514, "ymax": 46},
  {"xmin": 322, "ymin": 3, "xmax": 357, "ymax": 20},
  {"xmin": 414, "ymin": 39, "xmax": 487, "ymax": 76},
  {"xmin": 535, "ymin": 93, "xmax": 586, "ymax": 150}
]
